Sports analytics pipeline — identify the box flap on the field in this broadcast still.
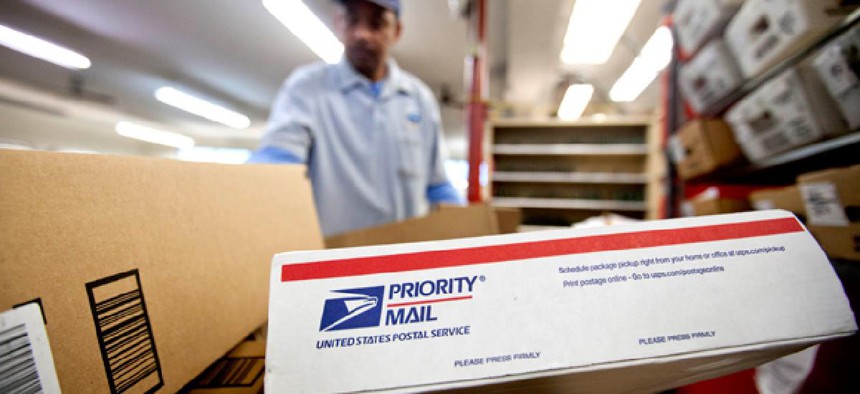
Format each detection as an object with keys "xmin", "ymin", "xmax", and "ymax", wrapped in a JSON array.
[
  {"xmin": 0, "ymin": 151, "xmax": 322, "ymax": 393},
  {"xmin": 325, "ymin": 204, "xmax": 499, "ymax": 248}
]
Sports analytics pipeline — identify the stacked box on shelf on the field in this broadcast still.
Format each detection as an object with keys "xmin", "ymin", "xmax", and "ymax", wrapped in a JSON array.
[
  {"xmin": 750, "ymin": 186, "xmax": 807, "ymax": 223},
  {"xmin": 798, "ymin": 164, "xmax": 860, "ymax": 261},
  {"xmin": 684, "ymin": 186, "xmax": 754, "ymax": 216},
  {"xmin": 724, "ymin": 66, "xmax": 848, "ymax": 162},
  {"xmin": 669, "ymin": 119, "xmax": 743, "ymax": 180},
  {"xmin": 724, "ymin": 0, "xmax": 842, "ymax": 78},
  {"xmin": 679, "ymin": 39, "xmax": 745, "ymax": 113},
  {"xmin": 812, "ymin": 25, "xmax": 860, "ymax": 129},
  {"xmin": 674, "ymin": 0, "xmax": 744, "ymax": 56}
]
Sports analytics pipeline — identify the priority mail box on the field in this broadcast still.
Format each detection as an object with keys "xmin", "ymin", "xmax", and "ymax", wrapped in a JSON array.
[
  {"xmin": 798, "ymin": 165, "xmax": 860, "ymax": 261},
  {"xmin": 0, "ymin": 151, "xmax": 323, "ymax": 393},
  {"xmin": 679, "ymin": 39, "xmax": 744, "ymax": 113},
  {"xmin": 812, "ymin": 25, "xmax": 860, "ymax": 129},
  {"xmin": 267, "ymin": 210, "xmax": 856, "ymax": 393},
  {"xmin": 724, "ymin": 0, "xmax": 842, "ymax": 78},
  {"xmin": 725, "ymin": 67, "xmax": 847, "ymax": 162},
  {"xmin": 674, "ymin": 0, "xmax": 743, "ymax": 55}
]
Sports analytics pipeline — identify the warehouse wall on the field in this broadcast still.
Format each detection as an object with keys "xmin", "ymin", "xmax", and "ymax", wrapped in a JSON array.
[{"xmin": 0, "ymin": 101, "xmax": 174, "ymax": 156}]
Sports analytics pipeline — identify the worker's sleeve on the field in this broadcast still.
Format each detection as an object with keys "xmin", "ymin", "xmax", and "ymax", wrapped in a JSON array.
[
  {"xmin": 427, "ymin": 181, "xmax": 464, "ymax": 205},
  {"xmin": 246, "ymin": 146, "xmax": 303, "ymax": 164},
  {"xmin": 247, "ymin": 73, "xmax": 315, "ymax": 164},
  {"xmin": 422, "ymin": 84, "xmax": 465, "ymax": 206}
]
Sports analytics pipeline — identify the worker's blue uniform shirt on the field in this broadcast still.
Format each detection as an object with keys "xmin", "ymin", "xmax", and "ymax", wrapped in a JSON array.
[{"xmin": 249, "ymin": 58, "xmax": 462, "ymax": 236}]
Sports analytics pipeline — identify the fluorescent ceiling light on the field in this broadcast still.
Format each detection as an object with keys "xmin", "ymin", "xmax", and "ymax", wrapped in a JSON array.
[
  {"xmin": 0, "ymin": 24, "xmax": 91, "ymax": 69},
  {"xmin": 0, "ymin": 143, "xmax": 33, "ymax": 151},
  {"xmin": 262, "ymin": 0, "xmax": 344, "ymax": 64},
  {"xmin": 57, "ymin": 148, "xmax": 98, "ymax": 154},
  {"xmin": 609, "ymin": 26, "xmax": 674, "ymax": 102},
  {"xmin": 155, "ymin": 87, "xmax": 251, "ymax": 129},
  {"xmin": 560, "ymin": 0, "xmax": 641, "ymax": 65},
  {"xmin": 116, "ymin": 121, "xmax": 195, "ymax": 149},
  {"xmin": 557, "ymin": 84, "xmax": 594, "ymax": 121}
]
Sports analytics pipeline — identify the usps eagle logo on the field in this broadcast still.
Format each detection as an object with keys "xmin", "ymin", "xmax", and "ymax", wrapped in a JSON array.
[{"xmin": 319, "ymin": 286, "xmax": 384, "ymax": 332}]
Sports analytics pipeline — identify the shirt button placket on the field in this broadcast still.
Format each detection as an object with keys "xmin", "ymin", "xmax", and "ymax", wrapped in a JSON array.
[{"xmin": 379, "ymin": 100, "xmax": 402, "ymax": 218}]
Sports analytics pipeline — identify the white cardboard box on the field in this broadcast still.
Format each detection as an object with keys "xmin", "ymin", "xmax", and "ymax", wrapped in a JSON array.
[
  {"xmin": 0, "ymin": 304, "xmax": 62, "ymax": 394},
  {"xmin": 266, "ymin": 210, "xmax": 856, "ymax": 393},
  {"xmin": 674, "ymin": 0, "xmax": 744, "ymax": 55},
  {"xmin": 724, "ymin": 0, "xmax": 841, "ymax": 78},
  {"xmin": 812, "ymin": 26, "xmax": 860, "ymax": 129},
  {"xmin": 725, "ymin": 67, "xmax": 847, "ymax": 162},
  {"xmin": 680, "ymin": 39, "xmax": 745, "ymax": 112}
]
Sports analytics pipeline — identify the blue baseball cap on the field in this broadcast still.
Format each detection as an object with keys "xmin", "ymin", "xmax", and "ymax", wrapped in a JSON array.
[{"xmin": 337, "ymin": 0, "xmax": 400, "ymax": 16}]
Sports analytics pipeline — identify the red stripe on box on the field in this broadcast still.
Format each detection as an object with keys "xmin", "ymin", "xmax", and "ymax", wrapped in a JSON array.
[
  {"xmin": 387, "ymin": 295, "xmax": 473, "ymax": 308},
  {"xmin": 282, "ymin": 217, "xmax": 803, "ymax": 282}
]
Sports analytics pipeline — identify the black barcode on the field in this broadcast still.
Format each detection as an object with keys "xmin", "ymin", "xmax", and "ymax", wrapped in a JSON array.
[
  {"xmin": 87, "ymin": 270, "xmax": 163, "ymax": 394},
  {"xmin": 193, "ymin": 356, "xmax": 264, "ymax": 388},
  {"xmin": 0, "ymin": 323, "xmax": 42, "ymax": 394}
]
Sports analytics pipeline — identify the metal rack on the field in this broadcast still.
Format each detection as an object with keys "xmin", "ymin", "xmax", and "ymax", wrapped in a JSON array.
[
  {"xmin": 696, "ymin": 130, "xmax": 860, "ymax": 184},
  {"xmin": 664, "ymin": 5, "xmax": 860, "ymax": 207},
  {"xmin": 699, "ymin": 7, "xmax": 860, "ymax": 117}
]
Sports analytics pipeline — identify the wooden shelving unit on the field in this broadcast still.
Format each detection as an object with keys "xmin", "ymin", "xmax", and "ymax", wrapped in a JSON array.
[
  {"xmin": 493, "ymin": 197, "xmax": 648, "ymax": 211},
  {"xmin": 492, "ymin": 144, "xmax": 649, "ymax": 155},
  {"xmin": 489, "ymin": 117, "xmax": 658, "ymax": 228},
  {"xmin": 492, "ymin": 171, "xmax": 648, "ymax": 185}
]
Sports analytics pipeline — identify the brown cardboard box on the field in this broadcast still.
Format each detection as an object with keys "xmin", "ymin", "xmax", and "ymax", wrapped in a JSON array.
[
  {"xmin": 798, "ymin": 165, "xmax": 860, "ymax": 261},
  {"xmin": 439, "ymin": 204, "xmax": 521, "ymax": 234},
  {"xmin": 674, "ymin": 119, "xmax": 742, "ymax": 180},
  {"xmin": 690, "ymin": 198, "xmax": 751, "ymax": 216},
  {"xmin": 325, "ymin": 204, "xmax": 499, "ymax": 248},
  {"xmin": 0, "ymin": 151, "xmax": 323, "ymax": 393},
  {"xmin": 184, "ymin": 337, "xmax": 266, "ymax": 394},
  {"xmin": 750, "ymin": 186, "xmax": 806, "ymax": 222},
  {"xmin": 684, "ymin": 185, "xmax": 764, "ymax": 217},
  {"xmin": 492, "ymin": 207, "xmax": 522, "ymax": 234}
]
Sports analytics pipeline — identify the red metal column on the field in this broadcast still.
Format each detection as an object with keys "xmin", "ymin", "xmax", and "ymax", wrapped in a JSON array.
[{"xmin": 466, "ymin": 0, "xmax": 487, "ymax": 203}]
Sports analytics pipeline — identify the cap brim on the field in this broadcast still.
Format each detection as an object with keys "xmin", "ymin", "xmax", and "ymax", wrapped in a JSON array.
[{"xmin": 336, "ymin": 0, "xmax": 399, "ymax": 15}]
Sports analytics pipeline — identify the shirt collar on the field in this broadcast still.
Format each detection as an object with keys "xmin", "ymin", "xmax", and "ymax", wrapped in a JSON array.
[{"xmin": 336, "ymin": 58, "xmax": 412, "ymax": 97}]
